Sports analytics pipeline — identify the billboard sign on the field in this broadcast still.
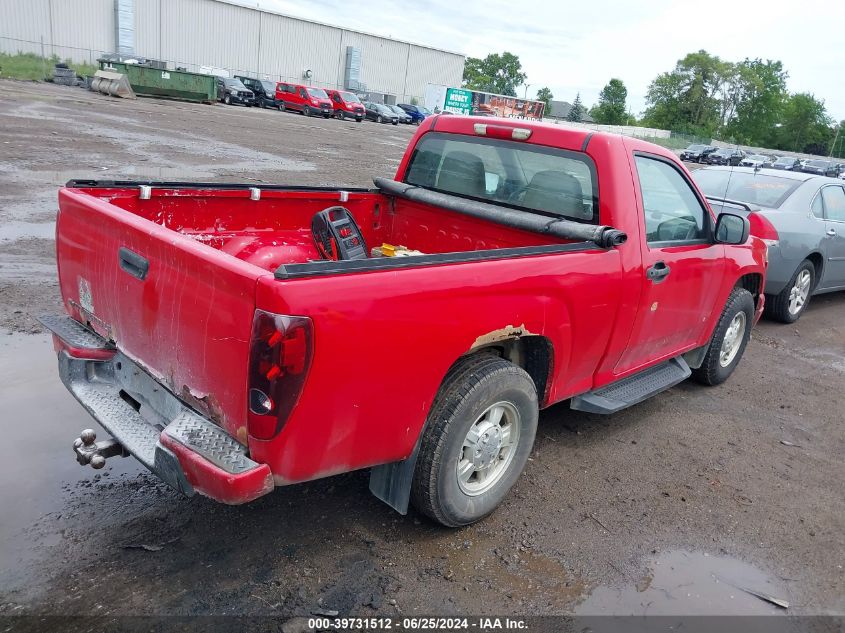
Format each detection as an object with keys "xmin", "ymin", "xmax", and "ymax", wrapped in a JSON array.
[
  {"xmin": 444, "ymin": 87, "xmax": 472, "ymax": 114},
  {"xmin": 425, "ymin": 84, "xmax": 545, "ymax": 120}
]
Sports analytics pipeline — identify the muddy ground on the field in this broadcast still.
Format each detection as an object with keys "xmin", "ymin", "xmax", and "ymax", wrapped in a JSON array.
[{"xmin": 0, "ymin": 80, "xmax": 843, "ymax": 620}]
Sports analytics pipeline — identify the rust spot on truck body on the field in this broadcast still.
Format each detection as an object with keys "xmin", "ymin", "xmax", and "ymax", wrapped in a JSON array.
[{"xmin": 471, "ymin": 324, "xmax": 537, "ymax": 349}]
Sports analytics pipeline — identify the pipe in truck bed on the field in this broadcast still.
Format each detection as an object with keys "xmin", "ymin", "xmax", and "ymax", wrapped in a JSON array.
[{"xmin": 373, "ymin": 178, "xmax": 627, "ymax": 249}]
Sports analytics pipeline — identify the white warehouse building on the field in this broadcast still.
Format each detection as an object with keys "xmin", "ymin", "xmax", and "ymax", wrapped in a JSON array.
[{"xmin": 0, "ymin": 0, "xmax": 466, "ymax": 104}]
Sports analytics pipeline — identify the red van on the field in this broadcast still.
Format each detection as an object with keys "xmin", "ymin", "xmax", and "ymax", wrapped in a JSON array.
[
  {"xmin": 276, "ymin": 83, "xmax": 333, "ymax": 117},
  {"xmin": 325, "ymin": 89, "xmax": 366, "ymax": 122}
]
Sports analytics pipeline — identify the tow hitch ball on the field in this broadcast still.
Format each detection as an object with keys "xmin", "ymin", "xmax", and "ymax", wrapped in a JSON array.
[{"xmin": 73, "ymin": 429, "xmax": 127, "ymax": 469}]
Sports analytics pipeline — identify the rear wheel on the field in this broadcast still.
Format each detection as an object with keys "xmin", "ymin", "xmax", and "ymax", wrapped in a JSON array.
[
  {"xmin": 411, "ymin": 355, "xmax": 538, "ymax": 527},
  {"xmin": 692, "ymin": 288, "xmax": 754, "ymax": 386},
  {"xmin": 766, "ymin": 260, "xmax": 815, "ymax": 323}
]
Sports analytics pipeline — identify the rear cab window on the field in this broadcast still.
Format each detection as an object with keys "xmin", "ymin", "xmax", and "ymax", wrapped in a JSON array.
[{"xmin": 403, "ymin": 132, "xmax": 598, "ymax": 224}]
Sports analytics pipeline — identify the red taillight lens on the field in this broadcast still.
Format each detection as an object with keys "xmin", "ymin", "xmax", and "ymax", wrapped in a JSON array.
[
  {"xmin": 748, "ymin": 212, "xmax": 779, "ymax": 241},
  {"xmin": 247, "ymin": 310, "xmax": 313, "ymax": 440}
]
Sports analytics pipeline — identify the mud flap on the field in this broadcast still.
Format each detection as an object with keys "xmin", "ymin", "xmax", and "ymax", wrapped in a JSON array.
[{"xmin": 369, "ymin": 445, "xmax": 421, "ymax": 515}]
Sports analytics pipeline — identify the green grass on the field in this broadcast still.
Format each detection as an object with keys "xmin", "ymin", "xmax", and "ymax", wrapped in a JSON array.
[{"xmin": 0, "ymin": 52, "xmax": 97, "ymax": 81}]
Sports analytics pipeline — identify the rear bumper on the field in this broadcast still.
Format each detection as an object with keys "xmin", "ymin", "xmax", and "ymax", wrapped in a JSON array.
[{"xmin": 40, "ymin": 314, "xmax": 273, "ymax": 505}]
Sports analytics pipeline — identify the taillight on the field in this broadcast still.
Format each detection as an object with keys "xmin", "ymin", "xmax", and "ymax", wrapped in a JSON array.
[
  {"xmin": 748, "ymin": 212, "xmax": 779, "ymax": 245},
  {"xmin": 247, "ymin": 310, "xmax": 313, "ymax": 440}
]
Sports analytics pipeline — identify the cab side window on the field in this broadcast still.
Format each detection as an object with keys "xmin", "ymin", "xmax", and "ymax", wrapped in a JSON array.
[
  {"xmin": 821, "ymin": 186, "xmax": 845, "ymax": 222},
  {"xmin": 635, "ymin": 155, "xmax": 709, "ymax": 245}
]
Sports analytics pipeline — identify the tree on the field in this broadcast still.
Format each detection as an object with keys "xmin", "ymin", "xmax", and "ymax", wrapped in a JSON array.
[
  {"xmin": 641, "ymin": 50, "xmax": 733, "ymax": 136},
  {"xmin": 567, "ymin": 93, "xmax": 586, "ymax": 122},
  {"xmin": 591, "ymin": 78, "xmax": 628, "ymax": 125},
  {"xmin": 773, "ymin": 93, "xmax": 833, "ymax": 154},
  {"xmin": 724, "ymin": 59, "xmax": 788, "ymax": 146},
  {"xmin": 462, "ymin": 52, "xmax": 527, "ymax": 96},
  {"xmin": 535, "ymin": 87, "xmax": 553, "ymax": 114}
]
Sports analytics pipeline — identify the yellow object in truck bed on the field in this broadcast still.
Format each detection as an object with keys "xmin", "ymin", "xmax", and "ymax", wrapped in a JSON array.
[{"xmin": 371, "ymin": 243, "xmax": 425, "ymax": 257}]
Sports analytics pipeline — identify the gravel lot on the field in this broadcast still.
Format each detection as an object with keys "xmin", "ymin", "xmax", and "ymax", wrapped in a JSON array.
[{"xmin": 0, "ymin": 80, "xmax": 843, "ymax": 620}]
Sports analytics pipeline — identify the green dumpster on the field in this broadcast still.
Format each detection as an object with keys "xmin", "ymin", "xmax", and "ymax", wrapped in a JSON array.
[{"xmin": 98, "ymin": 60, "xmax": 217, "ymax": 103}]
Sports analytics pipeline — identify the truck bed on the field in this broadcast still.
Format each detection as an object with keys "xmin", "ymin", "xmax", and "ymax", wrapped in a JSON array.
[{"xmin": 76, "ymin": 182, "xmax": 567, "ymax": 276}]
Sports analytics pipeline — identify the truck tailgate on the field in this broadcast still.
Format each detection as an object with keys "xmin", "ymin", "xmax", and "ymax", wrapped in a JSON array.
[{"xmin": 56, "ymin": 188, "xmax": 270, "ymax": 440}]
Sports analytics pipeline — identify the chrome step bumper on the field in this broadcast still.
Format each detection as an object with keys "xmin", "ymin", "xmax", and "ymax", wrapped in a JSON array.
[{"xmin": 40, "ymin": 314, "xmax": 274, "ymax": 504}]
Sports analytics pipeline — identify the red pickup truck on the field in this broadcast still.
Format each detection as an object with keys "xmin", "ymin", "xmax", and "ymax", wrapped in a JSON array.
[{"xmin": 43, "ymin": 116, "xmax": 766, "ymax": 526}]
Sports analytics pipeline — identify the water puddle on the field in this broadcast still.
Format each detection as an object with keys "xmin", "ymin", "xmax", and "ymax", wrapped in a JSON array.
[
  {"xmin": 0, "ymin": 334, "xmax": 142, "ymax": 582},
  {"xmin": 577, "ymin": 550, "xmax": 790, "ymax": 616},
  {"xmin": 0, "ymin": 221, "xmax": 55, "ymax": 242}
]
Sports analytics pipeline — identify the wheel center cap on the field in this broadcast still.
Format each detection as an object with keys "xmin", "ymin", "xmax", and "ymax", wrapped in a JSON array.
[{"xmin": 473, "ymin": 425, "xmax": 503, "ymax": 468}]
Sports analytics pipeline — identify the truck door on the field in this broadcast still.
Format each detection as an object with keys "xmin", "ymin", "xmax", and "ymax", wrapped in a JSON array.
[{"xmin": 614, "ymin": 153, "xmax": 726, "ymax": 375}]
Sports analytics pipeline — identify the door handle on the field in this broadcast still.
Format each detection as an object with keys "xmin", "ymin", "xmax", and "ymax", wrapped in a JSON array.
[
  {"xmin": 118, "ymin": 247, "xmax": 149, "ymax": 281},
  {"xmin": 646, "ymin": 261, "xmax": 671, "ymax": 283},
  {"xmin": 827, "ymin": 228, "xmax": 837, "ymax": 236}
]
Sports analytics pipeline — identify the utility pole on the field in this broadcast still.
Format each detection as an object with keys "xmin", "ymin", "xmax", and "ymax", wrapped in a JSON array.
[{"xmin": 523, "ymin": 84, "xmax": 531, "ymax": 99}]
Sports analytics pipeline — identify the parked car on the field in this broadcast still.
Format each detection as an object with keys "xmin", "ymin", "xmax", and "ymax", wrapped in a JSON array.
[
  {"xmin": 276, "ymin": 83, "xmax": 333, "ymax": 117},
  {"xmin": 707, "ymin": 148, "xmax": 745, "ymax": 166},
  {"xmin": 44, "ymin": 118, "xmax": 764, "ymax": 527},
  {"xmin": 387, "ymin": 104, "xmax": 413, "ymax": 124},
  {"xmin": 325, "ymin": 89, "xmax": 365, "ymax": 121},
  {"xmin": 680, "ymin": 144, "xmax": 715, "ymax": 162},
  {"xmin": 363, "ymin": 102, "xmax": 399, "ymax": 124},
  {"xmin": 801, "ymin": 159, "xmax": 840, "ymax": 177},
  {"xmin": 235, "ymin": 76, "xmax": 281, "ymax": 109},
  {"xmin": 695, "ymin": 166, "xmax": 845, "ymax": 322},
  {"xmin": 216, "ymin": 77, "xmax": 254, "ymax": 106},
  {"xmin": 397, "ymin": 103, "xmax": 431, "ymax": 124},
  {"xmin": 740, "ymin": 154, "xmax": 776, "ymax": 169},
  {"xmin": 771, "ymin": 156, "xmax": 802, "ymax": 171}
]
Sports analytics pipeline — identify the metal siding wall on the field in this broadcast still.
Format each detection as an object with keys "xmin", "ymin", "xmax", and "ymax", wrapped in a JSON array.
[
  {"xmin": 0, "ymin": 0, "xmax": 465, "ymax": 99},
  {"xmin": 0, "ymin": 0, "xmax": 51, "ymax": 44},
  {"xmin": 50, "ymin": 0, "xmax": 114, "ymax": 54},
  {"xmin": 405, "ymin": 47, "xmax": 465, "ymax": 103},
  {"xmin": 134, "ymin": 0, "xmax": 161, "ymax": 59},
  {"xmin": 159, "ymin": 0, "xmax": 259, "ymax": 73},
  {"xmin": 341, "ymin": 30, "xmax": 409, "ymax": 97},
  {"xmin": 257, "ymin": 12, "xmax": 340, "ymax": 86}
]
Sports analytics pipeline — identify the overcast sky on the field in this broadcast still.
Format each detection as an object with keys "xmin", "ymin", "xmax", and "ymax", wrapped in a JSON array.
[{"xmin": 231, "ymin": 0, "xmax": 843, "ymax": 121}]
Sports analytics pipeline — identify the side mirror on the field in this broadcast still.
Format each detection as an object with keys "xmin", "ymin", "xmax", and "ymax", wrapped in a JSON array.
[{"xmin": 715, "ymin": 213, "xmax": 750, "ymax": 245}]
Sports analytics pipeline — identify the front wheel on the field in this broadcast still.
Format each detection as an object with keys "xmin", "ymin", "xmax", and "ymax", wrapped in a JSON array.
[
  {"xmin": 691, "ymin": 288, "xmax": 754, "ymax": 386},
  {"xmin": 223, "ymin": 94, "xmax": 231, "ymax": 105},
  {"xmin": 278, "ymin": 103, "xmax": 285, "ymax": 112},
  {"xmin": 766, "ymin": 260, "xmax": 815, "ymax": 323},
  {"xmin": 411, "ymin": 355, "xmax": 538, "ymax": 527},
  {"xmin": 376, "ymin": 115, "xmax": 383, "ymax": 123}
]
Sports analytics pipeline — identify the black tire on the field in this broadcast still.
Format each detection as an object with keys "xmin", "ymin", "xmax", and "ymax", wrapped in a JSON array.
[
  {"xmin": 323, "ymin": 112, "xmax": 330, "ymax": 118},
  {"xmin": 356, "ymin": 117, "xmax": 363, "ymax": 123},
  {"xmin": 765, "ymin": 259, "xmax": 815, "ymax": 324},
  {"xmin": 411, "ymin": 355, "xmax": 538, "ymax": 527},
  {"xmin": 376, "ymin": 115, "xmax": 383, "ymax": 123},
  {"xmin": 691, "ymin": 288, "xmax": 755, "ymax": 386},
  {"xmin": 223, "ymin": 94, "xmax": 231, "ymax": 105},
  {"xmin": 278, "ymin": 103, "xmax": 285, "ymax": 112},
  {"xmin": 392, "ymin": 121, "xmax": 398, "ymax": 125},
  {"xmin": 304, "ymin": 106, "xmax": 311, "ymax": 116}
]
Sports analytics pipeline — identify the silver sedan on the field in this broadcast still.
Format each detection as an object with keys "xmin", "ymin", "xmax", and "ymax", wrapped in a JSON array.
[{"xmin": 694, "ymin": 166, "xmax": 845, "ymax": 323}]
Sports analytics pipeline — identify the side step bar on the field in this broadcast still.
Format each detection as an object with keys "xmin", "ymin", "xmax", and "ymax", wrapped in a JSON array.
[{"xmin": 571, "ymin": 357, "xmax": 691, "ymax": 415}]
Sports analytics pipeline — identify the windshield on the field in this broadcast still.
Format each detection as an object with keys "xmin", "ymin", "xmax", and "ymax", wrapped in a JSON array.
[
  {"xmin": 261, "ymin": 81, "xmax": 275, "ymax": 92},
  {"xmin": 223, "ymin": 78, "xmax": 247, "ymax": 90},
  {"xmin": 748, "ymin": 155, "xmax": 767, "ymax": 161},
  {"xmin": 339, "ymin": 91, "xmax": 360, "ymax": 103},
  {"xmin": 404, "ymin": 132, "xmax": 598, "ymax": 223},
  {"xmin": 714, "ymin": 149, "xmax": 733, "ymax": 156},
  {"xmin": 807, "ymin": 160, "xmax": 829, "ymax": 167},
  {"xmin": 774, "ymin": 157, "xmax": 793, "ymax": 164},
  {"xmin": 307, "ymin": 88, "xmax": 328, "ymax": 99},
  {"xmin": 418, "ymin": 106, "xmax": 432, "ymax": 114},
  {"xmin": 694, "ymin": 170, "xmax": 801, "ymax": 208},
  {"xmin": 686, "ymin": 144, "xmax": 706, "ymax": 151}
]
